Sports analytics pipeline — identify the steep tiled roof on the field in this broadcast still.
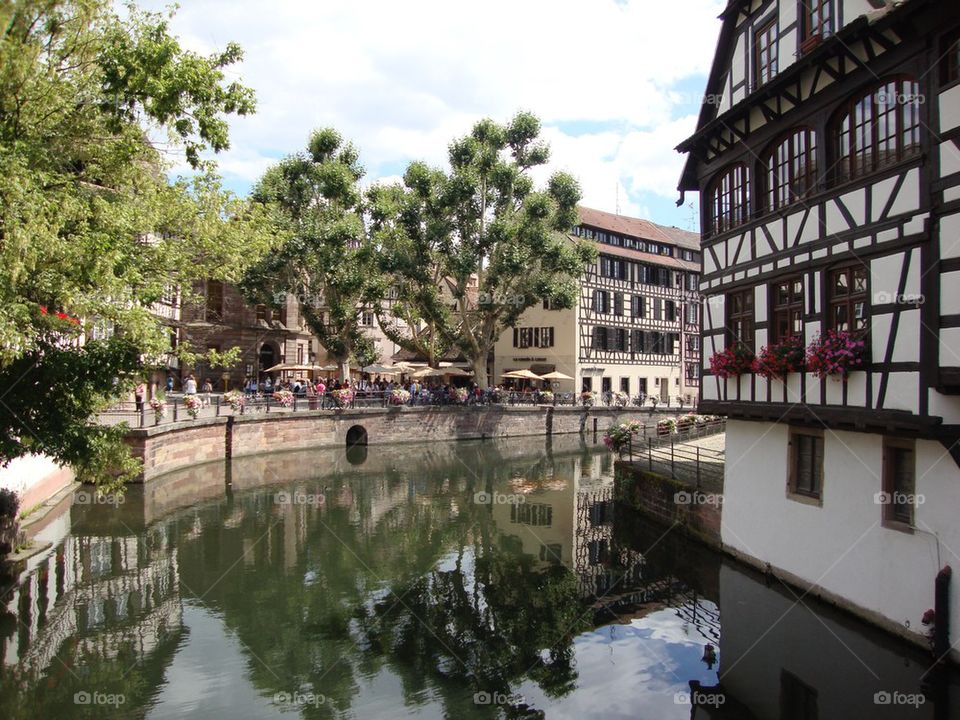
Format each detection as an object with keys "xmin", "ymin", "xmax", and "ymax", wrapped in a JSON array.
[{"xmin": 576, "ymin": 206, "xmax": 701, "ymax": 251}]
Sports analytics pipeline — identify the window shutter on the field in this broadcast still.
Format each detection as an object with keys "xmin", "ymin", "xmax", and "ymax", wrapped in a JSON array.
[{"xmin": 513, "ymin": 328, "xmax": 519, "ymax": 347}]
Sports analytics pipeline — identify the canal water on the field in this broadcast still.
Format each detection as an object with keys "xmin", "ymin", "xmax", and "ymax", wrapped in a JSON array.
[{"xmin": 1, "ymin": 435, "xmax": 957, "ymax": 719}]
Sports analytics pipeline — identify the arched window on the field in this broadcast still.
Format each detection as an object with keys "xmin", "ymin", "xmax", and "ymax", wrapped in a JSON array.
[
  {"xmin": 831, "ymin": 77, "xmax": 921, "ymax": 185},
  {"xmin": 708, "ymin": 164, "xmax": 749, "ymax": 236},
  {"xmin": 762, "ymin": 128, "xmax": 818, "ymax": 212}
]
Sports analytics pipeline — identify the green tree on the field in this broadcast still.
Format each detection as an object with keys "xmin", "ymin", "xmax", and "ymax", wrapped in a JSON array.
[
  {"xmin": 241, "ymin": 129, "xmax": 375, "ymax": 378},
  {"xmin": 0, "ymin": 0, "xmax": 267, "ymax": 488},
  {"xmin": 369, "ymin": 112, "xmax": 596, "ymax": 385}
]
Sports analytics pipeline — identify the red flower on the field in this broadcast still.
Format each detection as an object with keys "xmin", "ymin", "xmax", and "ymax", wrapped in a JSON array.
[{"xmin": 39, "ymin": 305, "xmax": 48, "ymax": 315}]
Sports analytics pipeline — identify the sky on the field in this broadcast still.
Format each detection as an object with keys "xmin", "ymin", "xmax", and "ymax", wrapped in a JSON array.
[{"xmin": 144, "ymin": 0, "xmax": 725, "ymax": 231}]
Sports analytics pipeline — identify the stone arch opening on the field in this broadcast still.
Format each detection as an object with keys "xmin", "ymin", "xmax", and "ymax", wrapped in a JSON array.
[{"xmin": 346, "ymin": 425, "xmax": 368, "ymax": 447}]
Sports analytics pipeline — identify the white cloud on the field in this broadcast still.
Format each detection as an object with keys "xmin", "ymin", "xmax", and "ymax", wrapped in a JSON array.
[{"xmin": 145, "ymin": 0, "xmax": 724, "ymax": 223}]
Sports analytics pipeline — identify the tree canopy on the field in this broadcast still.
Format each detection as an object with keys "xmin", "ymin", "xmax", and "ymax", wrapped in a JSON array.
[
  {"xmin": 241, "ymin": 128, "xmax": 377, "ymax": 376},
  {"xmin": 0, "ymin": 0, "xmax": 270, "ymax": 488},
  {"xmin": 368, "ymin": 112, "xmax": 596, "ymax": 384}
]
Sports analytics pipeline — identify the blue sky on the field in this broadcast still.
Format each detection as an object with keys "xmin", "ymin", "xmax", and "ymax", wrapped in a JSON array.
[{"xmin": 149, "ymin": 0, "xmax": 725, "ymax": 231}]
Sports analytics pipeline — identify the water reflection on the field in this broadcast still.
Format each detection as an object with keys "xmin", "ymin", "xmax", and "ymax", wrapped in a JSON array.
[{"xmin": 0, "ymin": 435, "xmax": 956, "ymax": 719}]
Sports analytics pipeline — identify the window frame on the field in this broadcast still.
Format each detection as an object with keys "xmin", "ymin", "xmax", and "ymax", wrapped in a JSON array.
[
  {"xmin": 205, "ymin": 280, "xmax": 224, "ymax": 323},
  {"xmin": 830, "ymin": 76, "xmax": 922, "ymax": 186},
  {"xmin": 726, "ymin": 288, "xmax": 756, "ymax": 352},
  {"xmin": 801, "ymin": 0, "xmax": 832, "ymax": 46},
  {"xmin": 771, "ymin": 276, "xmax": 804, "ymax": 342},
  {"xmin": 762, "ymin": 128, "xmax": 818, "ymax": 213},
  {"xmin": 754, "ymin": 17, "xmax": 778, "ymax": 89},
  {"xmin": 882, "ymin": 437, "xmax": 916, "ymax": 532},
  {"xmin": 708, "ymin": 163, "xmax": 750, "ymax": 237},
  {"xmin": 787, "ymin": 426, "xmax": 824, "ymax": 504},
  {"xmin": 827, "ymin": 265, "xmax": 869, "ymax": 338}
]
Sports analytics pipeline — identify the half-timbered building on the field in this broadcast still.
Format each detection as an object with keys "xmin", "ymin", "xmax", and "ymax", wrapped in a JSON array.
[
  {"xmin": 677, "ymin": 0, "xmax": 960, "ymax": 658},
  {"xmin": 492, "ymin": 206, "xmax": 702, "ymax": 402}
]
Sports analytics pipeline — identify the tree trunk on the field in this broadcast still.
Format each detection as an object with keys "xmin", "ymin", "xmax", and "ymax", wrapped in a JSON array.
[
  {"xmin": 340, "ymin": 359, "xmax": 351, "ymax": 382},
  {"xmin": 471, "ymin": 354, "xmax": 489, "ymax": 389}
]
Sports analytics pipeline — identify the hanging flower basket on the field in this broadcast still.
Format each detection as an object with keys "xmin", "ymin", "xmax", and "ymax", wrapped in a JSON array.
[
  {"xmin": 603, "ymin": 421, "xmax": 642, "ymax": 456},
  {"xmin": 183, "ymin": 394, "xmax": 202, "ymax": 419},
  {"xmin": 581, "ymin": 391, "xmax": 595, "ymax": 407},
  {"xmin": 538, "ymin": 391, "xmax": 554, "ymax": 405},
  {"xmin": 149, "ymin": 396, "xmax": 166, "ymax": 423},
  {"xmin": 273, "ymin": 390, "xmax": 295, "ymax": 407},
  {"xmin": 657, "ymin": 418, "xmax": 677, "ymax": 436},
  {"xmin": 613, "ymin": 391, "xmax": 630, "ymax": 408},
  {"xmin": 331, "ymin": 388, "xmax": 354, "ymax": 407},
  {"xmin": 752, "ymin": 335, "xmax": 805, "ymax": 379},
  {"xmin": 390, "ymin": 388, "xmax": 410, "ymax": 405},
  {"xmin": 709, "ymin": 345, "xmax": 755, "ymax": 379},
  {"xmin": 224, "ymin": 390, "xmax": 245, "ymax": 412},
  {"xmin": 452, "ymin": 387, "xmax": 469, "ymax": 404},
  {"xmin": 806, "ymin": 330, "xmax": 865, "ymax": 379}
]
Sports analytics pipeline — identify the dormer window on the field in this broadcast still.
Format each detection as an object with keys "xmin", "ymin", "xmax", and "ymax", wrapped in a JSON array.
[
  {"xmin": 801, "ymin": 0, "xmax": 832, "ymax": 53},
  {"xmin": 754, "ymin": 19, "xmax": 778, "ymax": 89},
  {"xmin": 708, "ymin": 163, "xmax": 750, "ymax": 236}
]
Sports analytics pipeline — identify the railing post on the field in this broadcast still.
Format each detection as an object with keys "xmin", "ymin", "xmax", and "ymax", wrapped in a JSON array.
[
  {"xmin": 293, "ymin": 397, "xmax": 298, "ymax": 412},
  {"xmin": 648, "ymin": 437, "xmax": 652, "ymax": 471},
  {"xmin": 173, "ymin": 399, "xmax": 178, "ymax": 422},
  {"xmin": 697, "ymin": 446, "xmax": 703, "ymax": 489},
  {"xmin": 671, "ymin": 437, "xmax": 675, "ymax": 477},
  {"xmin": 140, "ymin": 403, "xmax": 146, "ymax": 429},
  {"xmin": 215, "ymin": 396, "xmax": 221, "ymax": 417}
]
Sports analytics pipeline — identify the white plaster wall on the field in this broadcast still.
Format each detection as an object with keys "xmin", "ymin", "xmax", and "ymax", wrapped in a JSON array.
[
  {"xmin": 0, "ymin": 455, "xmax": 64, "ymax": 499},
  {"xmin": 940, "ymin": 142, "xmax": 960, "ymax": 178},
  {"xmin": 941, "ymin": 212, "xmax": 960, "ymax": 260},
  {"xmin": 722, "ymin": 421, "xmax": 960, "ymax": 661},
  {"xmin": 941, "ymin": 271, "xmax": 960, "ymax": 316},
  {"xmin": 939, "ymin": 84, "xmax": 960, "ymax": 135}
]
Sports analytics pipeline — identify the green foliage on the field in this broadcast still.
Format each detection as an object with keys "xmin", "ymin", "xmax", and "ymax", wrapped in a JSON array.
[
  {"xmin": 242, "ymin": 129, "xmax": 375, "ymax": 368},
  {"xmin": 369, "ymin": 112, "xmax": 596, "ymax": 384},
  {"xmin": 0, "ymin": 0, "xmax": 264, "ymax": 487}
]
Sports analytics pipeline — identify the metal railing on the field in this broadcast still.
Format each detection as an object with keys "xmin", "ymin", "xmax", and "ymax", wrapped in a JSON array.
[
  {"xmin": 99, "ymin": 391, "xmax": 713, "ymax": 429},
  {"xmin": 622, "ymin": 418, "xmax": 726, "ymax": 488}
]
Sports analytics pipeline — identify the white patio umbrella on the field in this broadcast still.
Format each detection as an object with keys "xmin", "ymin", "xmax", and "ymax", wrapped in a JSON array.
[
  {"xmin": 540, "ymin": 371, "xmax": 574, "ymax": 381},
  {"xmin": 412, "ymin": 367, "xmax": 446, "ymax": 378},
  {"xmin": 502, "ymin": 369, "xmax": 544, "ymax": 380}
]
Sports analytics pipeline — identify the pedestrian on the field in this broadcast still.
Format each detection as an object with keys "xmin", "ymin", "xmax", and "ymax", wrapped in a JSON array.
[
  {"xmin": 166, "ymin": 376, "xmax": 174, "ymax": 393},
  {"xmin": 134, "ymin": 381, "xmax": 146, "ymax": 414},
  {"xmin": 184, "ymin": 374, "xmax": 197, "ymax": 395},
  {"xmin": 201, "ymin": 378, "xmax": 213, "ymax": 406}
]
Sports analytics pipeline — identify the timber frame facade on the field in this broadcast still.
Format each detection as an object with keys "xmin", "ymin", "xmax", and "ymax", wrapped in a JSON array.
[
  {"xmin": 675, "ymin": 0, "xmax": 960, "ymax": 668},
  {"xmin": 677, "ymin": 0, "xmax": 960, "ymax": 450},
  {"xmin": 573, "ymin": 207, "xmax": 701, "ymax": 400}
]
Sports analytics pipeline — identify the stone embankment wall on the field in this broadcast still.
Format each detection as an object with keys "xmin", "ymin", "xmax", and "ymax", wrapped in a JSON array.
[
  {"xmin": 123, "ymin": 405, "xmax": 682, "ymax": 481},
  {"xmin": 614, "ymin": 462, "xmax": 722, "ymax": 549}
]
